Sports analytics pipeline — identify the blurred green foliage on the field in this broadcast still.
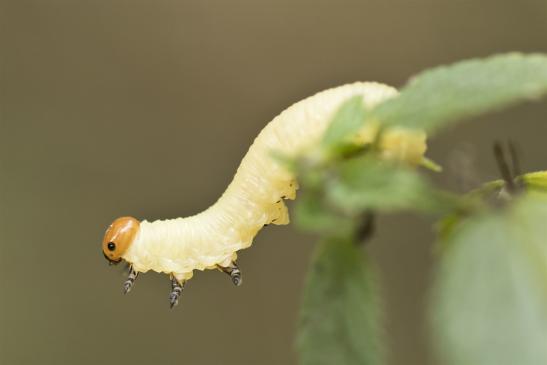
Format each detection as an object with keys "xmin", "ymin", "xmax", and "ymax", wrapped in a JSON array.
[
  {"xmin": 297, "ymin": 238, "xmax": 383, "ymax": 365},
  {"xmin": 374, "ymin": 53, "xmax": 547, "ymax": 133},
  {"xmin": 292, "ymin": 53, "xmax": 547, "ymax": 365},
  {"xmin": 322, "ymin": 95, "xmax": 368, "ymax": 150},
  {"xmin": 431, "ymin": 195, "xmax": 547, "ymax": 365}
]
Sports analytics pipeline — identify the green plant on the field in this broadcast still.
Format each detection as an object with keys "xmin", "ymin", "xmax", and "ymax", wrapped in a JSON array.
[{"xmin": 290, "ymin": 53, "xmax": 547, "ymax": 365}]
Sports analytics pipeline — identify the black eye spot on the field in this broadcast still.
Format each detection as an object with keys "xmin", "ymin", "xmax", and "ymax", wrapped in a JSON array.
[{"xmin": 107, "ymin": 242, "xmax": 116, "ymax": 251}]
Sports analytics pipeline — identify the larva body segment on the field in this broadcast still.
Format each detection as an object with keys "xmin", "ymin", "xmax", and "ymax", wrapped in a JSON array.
[{"xmin": 121, "ymin": 82, "xmax": 426, "ymax": 282}]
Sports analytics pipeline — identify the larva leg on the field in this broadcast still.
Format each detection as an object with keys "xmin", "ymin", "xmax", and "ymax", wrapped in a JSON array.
[
  {"xmin": 218, "ymin": 262, "xmax": 242, "ymax": 287},
  {"xmin": 123, "ymin": 266, "xmax": 139, "ymax": 294},
  {"xmin": 169, "ymin": 276, "xmax": 185, "ymax": 309}
]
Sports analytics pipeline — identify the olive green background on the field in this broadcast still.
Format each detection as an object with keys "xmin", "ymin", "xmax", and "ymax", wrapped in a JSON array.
[{"xmin": 1, "ymin": 1, "xmax": 547, "ymax": 364}]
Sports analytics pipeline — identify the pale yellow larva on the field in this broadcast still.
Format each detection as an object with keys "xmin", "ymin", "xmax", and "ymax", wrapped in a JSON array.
[{"xmin": 101, "ymin": 82, "xmax": 426, "ymax": 307}]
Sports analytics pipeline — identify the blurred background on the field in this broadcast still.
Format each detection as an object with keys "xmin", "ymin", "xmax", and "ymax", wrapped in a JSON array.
[{"xmin": 1, "ymin": 1, "xmax": 547, "ymax": 364}]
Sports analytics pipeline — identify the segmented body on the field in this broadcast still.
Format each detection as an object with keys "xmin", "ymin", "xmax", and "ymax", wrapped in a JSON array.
[{"xmin": 122, "ymin": 82, "xmax": 425, "ymax": 281}]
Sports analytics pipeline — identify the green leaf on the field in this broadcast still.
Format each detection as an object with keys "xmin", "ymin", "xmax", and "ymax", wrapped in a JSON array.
[
  {"xmin": 522, "ymin": 170, "xmax": 547, "ymax": 191},
  {"xmin": 322, "ymin": 96, "xmax": 367, "ymax": 148},
  {"xmin": 373, "ymin": 53, "xmax": 547, "ymax": 133},
  {"xmin": 294, "ymin": 191, "xmax": 355, "ymax": 237},
  {"xmin": 431, "ymin": 194, "xmax": 547, "ymax": 365},
  {"xmin": 297, "ymin": 238, "xmax": 384, "ymax": 365},
  {"xmin": 458, "ymin": 170, "xmax": 547, "ymax": 205},
  {"xmin": 327, "ymin": 156, "xmax": 453, "ymax": 213}
]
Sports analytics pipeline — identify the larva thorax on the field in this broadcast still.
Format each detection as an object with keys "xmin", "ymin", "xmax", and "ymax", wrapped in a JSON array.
[{"xmin": 102, "ymin": 82, "xmax": 427, "ymax": 293}]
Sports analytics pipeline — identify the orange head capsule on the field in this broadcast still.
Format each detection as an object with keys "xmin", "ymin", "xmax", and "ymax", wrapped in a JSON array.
[{"xmin": 102, "ymin": 216, "xmax": 140, "ymax": 265}]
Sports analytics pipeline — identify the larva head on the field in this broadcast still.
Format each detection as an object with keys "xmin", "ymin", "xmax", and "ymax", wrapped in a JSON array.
[{"xmin": 102, "ymin": 216, "xmax": 140, "ymax": 264}]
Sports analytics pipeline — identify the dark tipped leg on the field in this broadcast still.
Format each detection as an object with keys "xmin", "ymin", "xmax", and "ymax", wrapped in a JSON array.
[
  {"xmin": 169, "ymin": 276, "xmax": 185, "ymax": 308},
  {"xmin": 218, "ymin": 262, "xmax": 242, "ymax": 286},
  {"xmin": 123, "ymin": 266, "xmax": 139, "ymax": 294}
]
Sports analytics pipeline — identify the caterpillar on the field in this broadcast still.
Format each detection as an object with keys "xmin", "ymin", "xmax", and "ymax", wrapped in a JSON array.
[{"xmin": 101, "ymin": 82, "xmax": 427, "ymax": 307}]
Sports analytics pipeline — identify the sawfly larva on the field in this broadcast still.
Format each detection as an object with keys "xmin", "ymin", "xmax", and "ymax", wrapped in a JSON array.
[{"xmin": 101, "ymin": 82, "xmax": 427, "ymax": 307}]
